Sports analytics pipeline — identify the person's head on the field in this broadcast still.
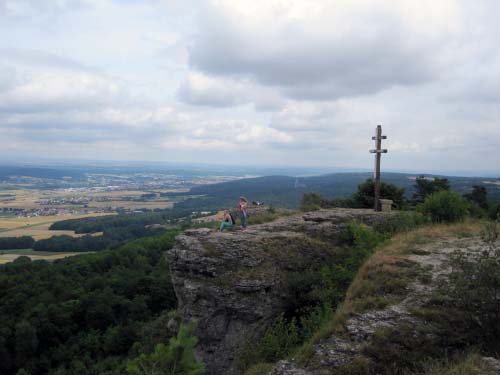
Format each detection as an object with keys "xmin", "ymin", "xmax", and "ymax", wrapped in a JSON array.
[
  {"xmin": 240, "ymin": 196, "xmax": 247, "ymax": 203},
  {"xmin": 224, "ymin": 210, "xmax": 229, "ymax": 215}
]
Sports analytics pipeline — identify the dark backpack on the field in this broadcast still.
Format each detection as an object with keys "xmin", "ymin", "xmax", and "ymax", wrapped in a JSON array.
[{"xmin": 229, "ymin": 213, "xmax": 236, "ymax": 225}]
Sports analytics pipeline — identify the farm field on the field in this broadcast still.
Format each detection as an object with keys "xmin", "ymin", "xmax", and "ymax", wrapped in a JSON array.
[
  {"xmin": 87, "ymin": 200, "xmax": 173, "ymax": 210},
  {"xmin": 0, "ymin": 249, "xmax": 85, "ymax": 264},
  {"xmin": 0, "ymin": 189, "xmax": 40, "ymax": 209},
  {"xmin": 0, "ymin": 213, "xmax": 110, "ymax": 240},
  {"xmin": 0, "ymin": 187, "xmax": 181, "ymax": 210}
]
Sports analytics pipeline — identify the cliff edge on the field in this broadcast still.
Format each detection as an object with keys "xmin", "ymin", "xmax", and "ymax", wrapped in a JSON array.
[{"xmin": 167, "ymin": 209, "xmax": 393, "ymax": 375}]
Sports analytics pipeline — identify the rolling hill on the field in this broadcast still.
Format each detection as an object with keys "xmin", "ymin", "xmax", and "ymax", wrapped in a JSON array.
[{"xmin": 171, "ymin": 172, "xmax": 500, "ymax": 210}]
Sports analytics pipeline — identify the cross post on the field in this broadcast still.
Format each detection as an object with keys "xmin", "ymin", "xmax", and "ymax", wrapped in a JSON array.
[{"xmin": 369, "ymin": 125, "xmax": 387, "ymax": 211}]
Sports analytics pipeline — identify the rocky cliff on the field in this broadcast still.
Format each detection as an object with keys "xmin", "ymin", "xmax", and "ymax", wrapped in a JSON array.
[
  {"xmin": 167, "ymin": 209, "xmax": 393, "ymax": 375},
  {"xmin": 268, "ymin": 223, "xmax": 500, "ymax": 375}
]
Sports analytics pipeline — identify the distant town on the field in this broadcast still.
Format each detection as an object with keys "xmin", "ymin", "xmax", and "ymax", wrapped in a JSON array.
[{"xmin": 0, "ymin": 166, "xmax": 248, "ymax": 218}]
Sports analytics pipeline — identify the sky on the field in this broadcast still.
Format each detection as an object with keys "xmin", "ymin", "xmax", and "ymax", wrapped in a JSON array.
[{"xmin": 0, "ymin": 0, "xmax": 499, "ymax": 174}]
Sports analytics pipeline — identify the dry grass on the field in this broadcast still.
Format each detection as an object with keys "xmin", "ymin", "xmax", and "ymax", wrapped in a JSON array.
[
  {"xmin": 87, "ymin": 200, "xmax": 173, "ymax": 209},
  {"xmin": 0, "ymin": 251, "xmax": 83, "ymax": 264},
  {"xmin": 422, "ymin": 352, "xmax": 497, "ymax": 375},
  {"xmin": 296, "ymin": 220, "xmax": 483, "ymax": 363},
  {"xmin": 0, "ymin": 213, "xmax": 111, "ymax": 239}
]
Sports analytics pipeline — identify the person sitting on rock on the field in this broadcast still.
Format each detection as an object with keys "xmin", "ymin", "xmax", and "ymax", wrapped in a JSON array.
[
  {"xmin": 239, "ymin": 196, "xmax": 248, "ymax": 230},
  {"xmin": 219, "ymin": 210, "xmax": 236, "ymax": 232}
]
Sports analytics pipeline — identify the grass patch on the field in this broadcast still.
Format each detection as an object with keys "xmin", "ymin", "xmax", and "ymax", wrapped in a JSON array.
[
  {"xmin": 242, "ymin": 363, "xmax": 275, "ymax": 375},
  {"xmin": 421, "ymin": 351, "xmax": 498, "ymax": 375},
  {"xmin": 295, "ymin": 221, "xmax": 484, "ymax": 366},
  {"xmin": 247, "ymin": 208, "xmax": 296, "ymax": 225},
  {"xmin": 358, "ymin": 323, "xmax": 443, "ymax": 375}
]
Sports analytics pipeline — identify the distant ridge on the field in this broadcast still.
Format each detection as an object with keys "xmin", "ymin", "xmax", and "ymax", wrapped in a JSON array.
[{"xmin": 171, "ymin": 172, "xmax": 500, "ymax": 210}]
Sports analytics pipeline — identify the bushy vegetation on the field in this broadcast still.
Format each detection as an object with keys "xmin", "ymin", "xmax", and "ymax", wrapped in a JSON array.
[
  {"xmin": 300, "ymin": 176, "xmax": 499, "ymax": 225},
  {"xmin": 372, "ymin": 211, "xmax": 429, "ymax": 235},
  {"xmin": 428, "ymin": 222, "xmax": 500, "ymax": 353},
  {"xmin": 412, "ymin": 175, "xmax": 450, "ymax": 203},
  {"xmin": 418, "ymin": 190, "xmax": 469, "ymax": 223},
  {"xmin": 489, "ymin": 202, "xmax": 500, "ymax": 220},
  {"xmin": 0, "ymin": 230, "xmax": 180, "ymax": 375},
  {"xmin": 127, "ymin": 324, "xmax": 204, "ymax": 375},
  {"xmin": 300, "ymin": 178, "xmax": 405, "ymax": 211},
  {"xmin": 463, "ymin": 185, "xmax": 489, "ymax": 210},
  {"xmin": 351, "ymin": 178, "xmax": 406, "ymax": 209}
]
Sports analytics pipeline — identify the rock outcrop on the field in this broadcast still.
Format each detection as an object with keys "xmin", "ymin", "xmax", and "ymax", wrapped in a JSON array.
[
  {"xmin": 270, "ymin": 233, "xmax": 500, "ymax": 375},
  {"xmin": 167, "ymin": 209, "xmax": 393, "ymax": 375}
]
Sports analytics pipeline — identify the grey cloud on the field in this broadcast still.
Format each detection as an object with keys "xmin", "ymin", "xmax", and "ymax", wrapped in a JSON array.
[
  {"xmin": 1, "ymin": 111, "xmax": 173, "ymax": 145},
  {"xmin": 269, "ymin": 103, "xmax": 336, "ymax": 132},
  {"xmin": 187, "ymin": 4, "xmax": 444, "ymax": 101},
  {"xmin": 177, "ymin": 72, "xmax": 285, "ymax": 111}
]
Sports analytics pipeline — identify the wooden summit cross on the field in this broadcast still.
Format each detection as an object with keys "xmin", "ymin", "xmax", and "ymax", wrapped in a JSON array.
[{"xmin": 370, "ymin": 125, "xmax": 387, "ymax": 212}]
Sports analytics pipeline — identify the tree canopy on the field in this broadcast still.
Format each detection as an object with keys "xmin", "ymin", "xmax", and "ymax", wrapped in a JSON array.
[
  {"xmin": 412, "ymin": 176, "xmax": 450, "ymax": 203},
  {"xmin": 352, "ymin": 179, "xmax": 406, "ymax": 209},
  {"xmin": 0, "ymin": 230, "xmax": 179, "ymax": 375}
]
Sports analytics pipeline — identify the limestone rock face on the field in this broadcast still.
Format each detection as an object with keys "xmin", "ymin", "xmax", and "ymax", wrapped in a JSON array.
[{"xmin": 167, "ymin": 209, "xmax": 393, "ymax": 375}]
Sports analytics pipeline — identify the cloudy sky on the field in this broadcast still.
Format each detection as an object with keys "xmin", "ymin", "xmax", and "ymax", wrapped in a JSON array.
[{"xmin": 0, "ymin": 0, "xmax": 499, "ymax": 174}]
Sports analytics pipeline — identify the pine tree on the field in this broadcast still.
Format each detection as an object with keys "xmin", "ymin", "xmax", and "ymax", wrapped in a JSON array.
[{"xmin": 127, "ymin": 325, "xmax": 204, "ymax": 375}]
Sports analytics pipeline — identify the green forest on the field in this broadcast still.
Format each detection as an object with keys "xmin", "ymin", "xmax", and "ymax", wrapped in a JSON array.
[{"xmin": 0, "ymin": 230, "xmax": 181, "ymax": 375}]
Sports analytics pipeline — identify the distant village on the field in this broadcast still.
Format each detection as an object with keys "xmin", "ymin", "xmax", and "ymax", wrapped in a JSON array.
[
  {"xmin": 0, "ymin": 206, "xmax": 114, "ymax": 218},
  {"xmin": 0, "ymin": 170, "xmax": 244, "ymax": 219}
]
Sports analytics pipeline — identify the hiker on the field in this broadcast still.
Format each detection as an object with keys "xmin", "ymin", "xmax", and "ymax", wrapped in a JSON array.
[
  {"xmin": 219, "ymin": 210, "xmax": 236, "ymax": 231},
  {"xmin": 239, "ymin": 196, "xmax": 248, "ymax": 230}
]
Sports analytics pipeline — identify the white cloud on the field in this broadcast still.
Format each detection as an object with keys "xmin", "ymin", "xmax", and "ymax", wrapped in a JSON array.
[
  {"xmin": 177, "ymin": 72, "xmax": 249, "ymax": 107},
  {"xmin": 0, "ymin": 71, "xmax": 124, "ymax": 113},
  {"xmin": 0, "ymin": 0, "xmax": 500, "ymax": 172},
  {"xmin": 0, "ymin": 0, "xmax": 91, "ymax": 17},
  {"xmin": 187, "ymin": 0, "xmax": 461, "ymax": 100},
  {"xmin": 177, "ymin": 72, "xmax": 285, "ymax": 110}
]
